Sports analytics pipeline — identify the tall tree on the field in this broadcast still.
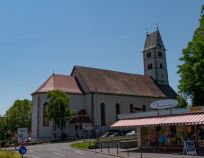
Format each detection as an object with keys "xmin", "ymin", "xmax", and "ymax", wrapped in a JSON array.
[
  {"xmin": 177, "ymin": 94, "xmax": 188, "ymax": 108},
  {"xmin": 46, "ymin": 90, "xmax": 75, "ymax": 138},
  {"xmin": 0, "ymin": 117, "xmax": 7, "ymax": 141},
  {"xmin": 178, "ymin": 5, "xmax": 204, "ymax": 106},
  {"xmin": 5, "ymin": 99, "xmax": 32, "ymax": 135}
]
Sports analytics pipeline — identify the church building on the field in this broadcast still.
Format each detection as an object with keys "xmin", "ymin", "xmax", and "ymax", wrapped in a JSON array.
[{"xmin": 31, "ymin": 30, "xmax": 177, "ymax": 142}]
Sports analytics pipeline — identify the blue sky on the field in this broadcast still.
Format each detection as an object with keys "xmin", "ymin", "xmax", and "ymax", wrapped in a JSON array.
[{"xmin": 0, "ymin": 0, "xmax": 203, "ymax": 115}]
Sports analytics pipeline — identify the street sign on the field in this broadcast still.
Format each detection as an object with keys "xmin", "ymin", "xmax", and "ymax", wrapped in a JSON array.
[
  {"xmin": 183, "ymin": 141, "xmax": 197, "ymax": 156},
  {"xmin": 17, "ymin": 128, "xmax": 28, "ymax": 143},
  {"xmin": 18, "ymin": 146, "xmax": 27, "ymax": 156},
  {"xmin": 95, "ymin": 125, "xmax": 100, "ymax": 131}
]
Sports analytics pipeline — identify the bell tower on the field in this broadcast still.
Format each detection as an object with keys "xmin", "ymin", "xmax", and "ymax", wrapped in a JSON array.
[{"xmin": 143, "ymin": 29, "xmax": 169, "ymax": 85}]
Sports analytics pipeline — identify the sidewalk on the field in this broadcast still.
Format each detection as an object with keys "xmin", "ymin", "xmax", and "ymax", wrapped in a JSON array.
[{"xmin": 90, "ymin": 147, "xmax": 204, "ymax": 158}]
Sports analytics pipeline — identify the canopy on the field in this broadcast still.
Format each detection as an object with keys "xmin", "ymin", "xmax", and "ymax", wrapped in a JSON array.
[{"xmin": 111, "ymin": 113, "xmax": 204, "ymax": 129}]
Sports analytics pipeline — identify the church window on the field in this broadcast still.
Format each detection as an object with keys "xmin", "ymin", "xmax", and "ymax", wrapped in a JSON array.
[
  {"xmin": 43, "ymin": 103, "xmax": 49, "ymax": 126},
  {"xmin": 100, "ymin": 103, "xmax": 106, "ymax": 126},
  {"xmin": 146, "ymin": 52, "xmax": 151, "ymax": 58},
  {"xmin": 148, "ymin": 64, "xmax": 152, "ymax": 70},
  {"xmin": 158, "ymin": 51, "xmax": 162, "ymax": 57},
  {"xmin": 160, "ymin": 63, "xmax": 163, "ymax": 69},
  {"xmin": 130, "ymin": 104, "xmax": 133, "ymax": 113},
  {"xmin": 116, "ymin": 103, "xmax": 120, "ymax": 120},
  {"xmin": 142, "ymin": 105, "xmax": 146, "ymax": 111}
]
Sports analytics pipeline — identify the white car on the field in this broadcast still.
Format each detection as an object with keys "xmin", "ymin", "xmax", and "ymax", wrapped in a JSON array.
[{"xmin": 125, "ymin": 130, "xmax": 137, "ymax": 136}]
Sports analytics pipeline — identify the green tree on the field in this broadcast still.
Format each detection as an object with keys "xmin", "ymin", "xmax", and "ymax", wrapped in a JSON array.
[
  {"xmin": 177, "ymin": 94, "xmax": 188, "ymax": 108},
  {"xmin": 178, "ymin": 5, "xmax": 204, "ymax": 106},
  {"xmin": 4, "ymin": 99, "xmax": 32, "ymax": 137},
  {"xmin": 46, "ymin": 90, "xmax": 75, "ymax": 139},
  {"xmin": 0, "ymin": 117, "xmax": 7, "ymax": 141}
]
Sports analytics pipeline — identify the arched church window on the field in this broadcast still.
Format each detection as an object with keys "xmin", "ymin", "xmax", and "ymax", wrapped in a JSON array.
[
  {"xmin": 116, "ymin": 103, "xmax": 120, "ymax": 120},
  {"xmin": 43, "ymin": 103, "xmax": 49, "ymax": 126},
  {"xmin": 100, "ymin": 103, "xmax": 106, "ymax": 126},
  {"xmin": 130, "ymin": 104, "xmax": 133, "ymax": 113},
  {"xmin": 142, "ymin": 105, "xmax": 146, "ymax": 111}
]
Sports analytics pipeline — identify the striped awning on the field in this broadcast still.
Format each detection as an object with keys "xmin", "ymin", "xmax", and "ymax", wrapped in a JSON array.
[{"xmin": 111, "ymin": 113, "xmax": 204, "ymax": 129}]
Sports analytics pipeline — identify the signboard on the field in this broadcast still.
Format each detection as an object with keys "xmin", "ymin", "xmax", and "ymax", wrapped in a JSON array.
[
  {"xmin": 17, "ymin": 128, "xmax": 28, "ymax": 143},
  {"xmin": 184, "ymin": 141, "xmax": 197, "ymax": 156},
  {"xmin": 190, "ymin": 106, "xmax": 202, "ymax": 112},
  {"xmin": 150, "ymin": 99, "xmax": 177, "ymax": 110}
]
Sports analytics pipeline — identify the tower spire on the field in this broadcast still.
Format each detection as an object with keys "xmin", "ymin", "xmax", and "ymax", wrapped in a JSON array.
[
  {"xmin": 155, "ymin": 23, "xmax": 159, "ymax": 31},
  {"xmin": 143, "ymin": 29, "xmax": 169, "ymax": 85}
]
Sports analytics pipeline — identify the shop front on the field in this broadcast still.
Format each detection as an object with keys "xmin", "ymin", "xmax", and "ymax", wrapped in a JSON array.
[
  {"xmin": 141, "ymin": 124, "xmax": 204, "ymax": 148},
  {"xmin": 111, "ymin": 108, "xmax": 204, "ymax": 150}
]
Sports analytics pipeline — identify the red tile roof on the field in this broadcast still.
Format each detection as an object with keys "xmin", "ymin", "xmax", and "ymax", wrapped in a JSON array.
[
  {"xmin": 72, "ymin": 66, "xmax": 167, "ymax": 98},
  {"xmin": 32, "ymin": 74, "xmax": 83, "ymax": 95}
]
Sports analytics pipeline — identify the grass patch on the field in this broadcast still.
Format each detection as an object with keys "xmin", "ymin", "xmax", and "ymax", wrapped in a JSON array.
[
  {"xmin": 70, "ymin": 141, "xmax": 95, "ymax": 149},
  {"xmin": 0, "ymin": 150, "xmax": 21, "ymax": 158}
]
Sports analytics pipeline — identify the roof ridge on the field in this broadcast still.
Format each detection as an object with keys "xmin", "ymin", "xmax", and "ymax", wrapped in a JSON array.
[{"xmin": 74, "ymin": 65, "xmax": 147, "ymax": 78}]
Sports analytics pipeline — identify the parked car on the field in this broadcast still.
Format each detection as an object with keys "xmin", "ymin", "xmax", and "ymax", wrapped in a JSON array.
[
  {"xmin": 125, "ymin": 130, "xmax": 137, "ymax": 136},
  {"xmin": 100, "ymin": 132, "xmax": 114, "ymax": 138}
]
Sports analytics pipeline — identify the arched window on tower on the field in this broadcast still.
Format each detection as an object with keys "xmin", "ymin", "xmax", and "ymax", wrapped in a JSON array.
[
  {"xmin": 148, "ymin": 64, "xmax": 153, "ymax": 70},
  {"xmin": 100, "ymin": 103, "xmax": 106, "ymax": 126},
  {"xmin": 158, "ymin": 51, "xmax": 163, "ymax": 57},
  {"xmin": 116, "ymin": 103, "xmax": 120, "ymax": 121},
  {"xmin": 160, "ymin": 63, "xmax": 163, "ymax": 69},
  {"xmin": 43, "ymin": 103, "xmax": 49, "ymax": 126},
  {"xmin": 146, "ymin": 52, "xmax": 151, "ymax": 58}
]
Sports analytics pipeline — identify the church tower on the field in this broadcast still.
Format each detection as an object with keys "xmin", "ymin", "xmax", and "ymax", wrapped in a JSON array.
[{"xmin": 143, "ymin": 29, "xmax": 169, "ymax": 85}]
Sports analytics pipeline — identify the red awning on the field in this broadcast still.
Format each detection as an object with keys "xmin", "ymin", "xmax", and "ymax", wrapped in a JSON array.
[
  {"xmin": 161, "ymin": 113, "xmax": 204, "ymax": 126},
  {"xmin": 111, "ymin": 113, "xmax": 204, "ymax": 129}
]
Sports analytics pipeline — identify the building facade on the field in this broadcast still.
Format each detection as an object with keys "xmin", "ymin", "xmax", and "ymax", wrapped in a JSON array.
[{"xmin": 31, "ymin": 30, "xmax": 177, "ymax": 142}]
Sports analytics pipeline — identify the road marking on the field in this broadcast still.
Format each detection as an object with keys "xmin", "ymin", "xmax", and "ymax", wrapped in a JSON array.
[
  {"xmin": 26, "ymin": 154, "xmax": 41, "ymax": 158},
  {"xmin": 50, "ymin": 148, "xmax": 61, "ymax": 152},
  {"xmin": 75, "ymin": 150, "xmax": 85, "ymax": 155},
  {"xmin": 54, "ymin": 152, "xmax": 65, "ymax": 157}
]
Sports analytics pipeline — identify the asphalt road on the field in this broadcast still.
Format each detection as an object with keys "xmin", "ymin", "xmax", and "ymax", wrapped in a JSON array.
[{"xmin": 24, "ymin": 142, "xmax": 116, "ymax": 158}]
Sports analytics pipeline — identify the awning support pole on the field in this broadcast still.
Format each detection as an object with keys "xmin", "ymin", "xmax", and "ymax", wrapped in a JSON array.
[{"xmin": 194, "ymin": 125, "xmax": 198, "ymax": 148}]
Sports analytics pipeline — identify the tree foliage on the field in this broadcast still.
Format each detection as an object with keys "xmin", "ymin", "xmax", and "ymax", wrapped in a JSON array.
[
  {"xmin": 5, "ymin": 99, "xmax": 32, "ymax": 134},
  {"xmin": 178, "ymin": 5, "xmax": 204, "ymax": 106},
  {"xmin": 46, "ymin": 90, "xmax": 75, "ymax": 131},
  {"xmin": 0, "ymin": 117, "xmax": 7, "ymax": 141},
  {"xmin": 177, "ymin": 94, "xmax": 188, "ymax": 108}
]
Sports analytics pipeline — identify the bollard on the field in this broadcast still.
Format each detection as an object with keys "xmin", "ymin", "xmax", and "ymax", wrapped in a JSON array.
[
  {"xmin": 100, "ymin": 141, "xmax": 102, "ymax": 152},
  {"xmin": 108, "ymin": 142, "xmax": 110, "ymax": 153},
  {"xmin": 117, "ymin": 143, "xmax": 119, "ymax": 155},
  {"xmin": 140, "ymin": 146, "xmax": 143, "ymax": 158},
  {"xmin": 95, "ymin": 141, "xmax": 96, "ymax": 152},
  {"xmin": 127, "ymin": 143, "xmax": 129, "ymax": 157}
]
